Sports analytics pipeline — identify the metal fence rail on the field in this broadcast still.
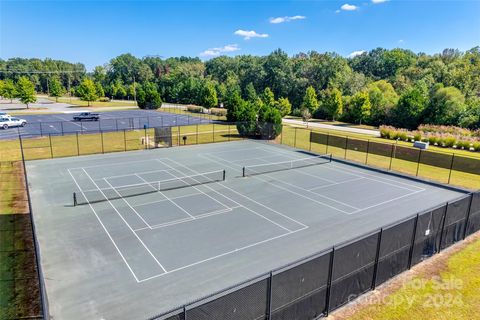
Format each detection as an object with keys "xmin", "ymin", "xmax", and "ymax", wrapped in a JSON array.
[{"xmin": 148, "ymin": 191, "xmax": 480, "ymax": 320}]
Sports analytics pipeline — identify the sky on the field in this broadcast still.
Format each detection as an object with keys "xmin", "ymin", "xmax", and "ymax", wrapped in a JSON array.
[{"xmin": 1, "ymin": 0, "xmax": 479, "ymax": 71}]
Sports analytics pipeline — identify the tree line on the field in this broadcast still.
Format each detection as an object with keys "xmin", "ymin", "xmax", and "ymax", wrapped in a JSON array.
[{"xmin": 0, "ymin": 47, "xmax": 479, "ymax": 129}]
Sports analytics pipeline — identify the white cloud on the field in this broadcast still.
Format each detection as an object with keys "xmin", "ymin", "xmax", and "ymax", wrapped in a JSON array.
[
  {"xmin": 341, "ymin": 4, "xmax": 359, "ymax": 11},
  {"xmin": 348, "ymin": 50, "xmax": 366, "ymax": 58},
  {"xmin": 234, "ymin": 30, "xmax": 269, "ymax": 40},
  {"xmin": 269, "ymin": 15, "xmax": 306, "ymax": 24},
  {"xmin": 372, "ymin": 0, "xmax": 388, "ymax": 3},
  {"xmin": 335, "ymin": 10, "xmax": 341, "ymax": 13},
  {"xmin": 200, "ymin": 44, "xmax": 240, "ymax": 57},
  {"xmin": 398, "ymin": 39, "xmax": 404, "ymax": 43}
]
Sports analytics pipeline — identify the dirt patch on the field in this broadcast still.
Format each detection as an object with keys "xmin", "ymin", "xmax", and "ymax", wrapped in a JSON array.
[{"xmin": 328, "ymin": 231, "xmax": 480, "ymax": 320}]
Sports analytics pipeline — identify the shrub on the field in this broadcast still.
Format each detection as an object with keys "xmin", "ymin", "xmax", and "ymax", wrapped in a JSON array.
[
  {"xmin": 428, "ymin": 135, "xmax": 438, "ymax": 145},
  {"xmin": 292, "ymin": 108, "xmax": 303, "ymax": 117},
  {"xmin": 98, "ymin": 97, "xmax": 110, "ymax": 102},
  {"xmin": 473, "ymin": 142, "xmax": 480, "ymax": 151},
  {"xmin": 187, "ymin": 105, "xmax": 204, "ymax": 113},
  {"xmin": 210, "ymin": 108, "xmax": 227, "ymax": 117},
  {"xmin": 379, "ymin": 126, "xmax": 392, "ymax": 138},
  {"xmin": 398, "ymin": 132, "xmax": 408, "ymax": 141},
  {"xmin": 456, "ymin": 140, "xmax": 471, "ymax": 150},
  {"xmin": 413, "ymin": 132, "xmax": 422, "ymax": 142},
  {"xmin": 444, "ymin": 136, "xmax": 456, "ymax": 148}
]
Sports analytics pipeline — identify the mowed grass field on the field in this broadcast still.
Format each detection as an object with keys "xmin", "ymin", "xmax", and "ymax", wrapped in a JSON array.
[{"xmin": 44, "ymin": 96, "xmax": 138, "ymax": 108}]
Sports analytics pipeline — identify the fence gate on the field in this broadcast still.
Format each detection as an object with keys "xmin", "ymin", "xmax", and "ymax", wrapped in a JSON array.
[{"xmin": 154, "ymin": 127, "xmax": 173, "ymax": 148}]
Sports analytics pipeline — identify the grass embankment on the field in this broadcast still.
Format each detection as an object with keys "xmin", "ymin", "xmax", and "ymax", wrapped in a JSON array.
[
  {"xmin": 160, "ymin": 105, "xmax": 227, "ymax": 121},
  {"xmin": 331, "ymin": 233, "xmax": 480, "ymax": 320},
  {"xmin": 280, "ymin": 125, "xmax": 480, "ymax": 190},
  {"xmin": 0, "ymin": 162, "xmax": 41, "ymax": 319}
]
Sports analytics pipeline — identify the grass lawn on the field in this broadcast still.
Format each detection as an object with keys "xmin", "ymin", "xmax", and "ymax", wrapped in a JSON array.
[
  {"xmin": 332, "ymin": 233, "xmax": 480, "ymax": 320},
  {"xmin": 160, "ymin": 105, "xmax": 227, "ymax": 121},
  {"xmin": 44, "ymin": 96, "xmax": 138, "ymax": 108}
]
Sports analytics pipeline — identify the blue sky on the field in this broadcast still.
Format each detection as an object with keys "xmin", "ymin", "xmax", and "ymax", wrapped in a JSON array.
[{"xmin": 1, "ymin": 0, "xmax": 479, "ymax": 70}]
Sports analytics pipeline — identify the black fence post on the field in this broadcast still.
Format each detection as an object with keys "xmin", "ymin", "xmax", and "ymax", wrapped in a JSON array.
[
  {"xmin": 324, "ymin": 248, "xmax": 335, "ymax": 316},
  {"xmin": 267, "ymin": 271, "xmax": 273, "ymax": 320},
  {"xmin": 344, "ymin": 136, "xmax": 348, "ymax": 159},
  {"xmin": 123, "ymin": 129, "xmax": 127, "ymax": 151},
  {"xmin": 294, "ymin": 127, "xmax": 297, "ymax": 148},
  {"xmin": 80, "ymin": 121, "xmax": 84, "ymax": 134},
  {"xmin": 196, "ymin": 124, "xmax": 199, "ymax": 145},
  {"xmin": 448, "ymin": 153, "xmax": 455, "ymax": 184},
  {"xmin": 61, "ymin": 121, "xmax": 64, "ymax": 135},
  {"xmin": 462, "ymin": 194, "xmax": 474, "ymax": 240},
  {"xmin": 325, "ymin": 133, "xmax": 330, "ymax": 154},
  {"xmin": 115, "ymin": 119, "xmax": 119, "ymax": 131},
  {"xmin": 213, "ymin": 123, "xmax": 215, "ymax": 142},
  {"xmin": 40, "ymin": 123, "xmax": 43, "ymax": 137},
  {"xmin": 365, "ymin": 139, "xmax": 370, "ymax": 164},
  {"xmin": 280, "ymin": 125, "xmax": 284, "ymax": 145},
  {"xmin": 48, "ymin": 134, "xmax": 53, "ymax": 158},
  {"xmin": 388, "ymin": 143, "xmax": 395, "ymax": 170},
  {"xmin": 101, "ymin": 131, "xmax": 105, "ymax": 154},
  {"xmin": 438, "ymin": 204, "xmax": 448, "ymax": 253},
  {"xmin": 416, "ymin": 150, "xmax": 422, "ymax": 176},
  {"xmin": 408, "ymin": 214, "xmax": 419, "ymax": 269},
  {"xmin": 309, "ymin": 129, "xmax": 312, "ymax": 151},
  {"xmin": 76, "ymin": 132, "xmax": 80, "ymax": 156},
  {"xmin": 371, "ymin": 229, "xmax": 383, "ymax": 290},
  {"xmin": 144, "ymin": 126, "xmax": 148, "ymax": 150},
  {"xmin": 183, "ymin": 305, "xmax": 187, "ymax": 320},
  {"xmin": 228, "ymin": 124, "xmax": 231, "ymax": 142}
]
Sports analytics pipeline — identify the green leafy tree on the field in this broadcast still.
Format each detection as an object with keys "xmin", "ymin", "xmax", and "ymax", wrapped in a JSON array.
[
  {"xmin": 2, "ymin": 79, "xmax": 17, "ymax": 103},
  {"xmin": 259, "ymin": 107, "xmax": 282, "ymax": 138},
  {"xmin": 348, "ymin": 91, "xmax": 371, "ymax": 124},
  {"xmin": 137, "ymin": 82, "xmax": 162, "ymax": 109},
  {"xmin": 244, "ymin": 82, "xmax": 257, "ymax": 102},
  {"xmin": 49, "ymin": 77, "xmax": 65, "ymax": 102},
  {"xmin": 262, "ymin": 87, "xmax": 275, "ymax": 108},
  {"xmin": 424, "ymin": 86, "xmax": 466, "ymax": 125},
  {"xmin": 225, "ymin": 89, "xmax": 243, "ymax": 122},
  {"xmin": 95, "ymin": 82, "xmax": 105, "ymax": 98},
  {"xmin": 392, "ymin": 87, "xmax": 428, "ymax": 129},
  {"xmin": 200, "ymin": 81, "xmax": 218, "ymax": 108},
  {"xmin": 301, "ymin": 108, "xmax": 312, "ymax": 123},
  {"xmin": 275, "ymin": 97, "xmax": 292, "ymax": 117},
  {"xmin": 77, "ymin": 78, "xmax": 99, "ymax": 106},
  {"xmin": 458, "ymin": 97, "xmax": 480, "ymax": 129},
  {"xmin": 16, "ymin": 76, "xmax": 36, "ymax": 108},
  {"xmin": 320, "ymin": 88, "xmax": 343, "ymax": 120},
  {"xmin": 367, "ymin": 80, "xmax": 398, "ymax": 125},
  {"xmin": 301, "ymin": 86, "xmax": 319, "ymax": 113}
]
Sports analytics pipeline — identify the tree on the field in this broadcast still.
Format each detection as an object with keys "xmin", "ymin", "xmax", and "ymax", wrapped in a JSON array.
[
  {"xmin": 15, "ymin": 77, "xmax": 36, "ymax": 108},
  {"xmin": 275, "ymin": 97, "xmax": 292, "ymax": 117},
  {"xmin": 301, "ymin": 108, "xmax": 311, "ymax": 123},
  {"xmin": 348, "ymin": 91, "xmax": 371, "ymax": 124},
  {"xmin": 49, "ymin": 77, "xmax": 65, "ymax": 102},
  {"xmin": 95, "ymin": 82, "xmax": 105, "ymax": 98},
  {"xmin": 262, "ymin": 87, "xmax": 275, "ymax": 108},
  {"xmin": 77, "ymin": 78, "xmax": 99, "ymax": 106},
  {"xmin": 244, "ymin": 82, "xmax": 257, "ymax": 102},
  {"xmin": 424, "ymin": 86, "xmax": 466, "ymax": 125},
  {"xmin": 259, "ymin": 106, "xmax": 282, "ymax": 138},
  {"xmin": 367, "ymin": 80, "xmax": 398, "ymax": 125},
  {"xmin": 2, "ymin": 79, "xmax": 17, "ymax": 103},
  {"xmin": 301, "ymin": 86, "xmax": 319, "ymax": 113},
  {"xmin": 200, "ymin": 81, "xmax": 218, "ymax": 108},
  {"xmin": 137, "ymin": 82, "xmax": 162, "ymax": 109},
  {"xmin": 320, "ymin": 88, "xmax": 343, "ymax": 120},
  {"xmin": 392, "ymin": 87, "xmax": 428, "ymax": 129}
]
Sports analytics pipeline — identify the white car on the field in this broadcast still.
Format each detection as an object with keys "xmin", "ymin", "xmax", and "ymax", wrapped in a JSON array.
[{"xmin": 0, "ymin": 116, "xmax": 27, "ymax": 129}]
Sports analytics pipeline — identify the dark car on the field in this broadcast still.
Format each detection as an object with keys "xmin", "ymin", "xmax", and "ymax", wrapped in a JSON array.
[{"xmin": 73, "ymin": 112, "xmax": 100, "ymax": 121}]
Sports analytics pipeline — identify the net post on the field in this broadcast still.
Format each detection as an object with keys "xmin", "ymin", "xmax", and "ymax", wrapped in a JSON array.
[
  {"xmin": 329, "ymin": 154, "xmax": 333, "ymax": 162},
  {"xmin": 73, "ymin": 192, "xmax": 77, "ymax": 207},
  {"xmin": 223, "ymin": 170, "xmax": 226, "ymax": 181},
  {"xmin": 242, "ymin": 167, "xmax": 246, "ymax": 177}
]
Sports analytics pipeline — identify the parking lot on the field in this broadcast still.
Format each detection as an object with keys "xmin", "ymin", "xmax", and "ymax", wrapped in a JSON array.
[{"xmin": 0, "ymin": 110, "xmax": 210, "ymax": 139}]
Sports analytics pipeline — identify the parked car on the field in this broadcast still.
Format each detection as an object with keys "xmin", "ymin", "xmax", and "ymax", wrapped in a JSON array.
[
  {"xmin": 73, "ymin": 112, "xmax": 100, "ymax": 121},
  {"xmin": 0, "ymin": 116, "xmax": 27, "ymax": 129}
]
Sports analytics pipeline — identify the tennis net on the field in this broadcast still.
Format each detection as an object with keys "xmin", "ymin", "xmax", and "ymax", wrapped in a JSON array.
[
  {"xmin": 242, "ymin": 154, "xmax": 332, "ymax": 177},
  {"xmin": 74, "ymin": 169, "xmax": 226, "ymax": 206}
]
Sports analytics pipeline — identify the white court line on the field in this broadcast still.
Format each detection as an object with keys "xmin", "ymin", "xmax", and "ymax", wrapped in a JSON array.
[
  {"xmin": 81, "ymin": 168, "xmax": 168, "ymax": 274},
  {"xmin": 157, "ymin": 159, "xmax": 235, "ymax": 214},
  {"xmin": 134, "ymin": 174, "xmax": 196, "ymax": 219},
  {"xmin": 257, "ymin": 145, "xmax": 425, "ymax": 192},
  {"xmin": 67, "ymin": 169, "xmax": 140, "ymax": 282},
  {"xmin": 137, "ymin": 228, "xmax": 303, "ymax": 283},
  {"xmin": 134, "ymin": 206, "xmax": 241, "ymax": 231},
  {"xmin": 103, "ymin": 168, "xmax": 172, "ymax": 180},
  {"xmin": 349, "ymin": 189, "xmax": 424, "ymax": 215},
  {"xmin": 308, "ymin": 177, "xmax": 366, "ymax": 191},
  {"xmin": 102, "ymin": 177, "xmax": 153, "ymax": 228},
  {"xmin": 229, "ymin": 154, "xmax": 290, "ymax": 164},
  {"xmin": 68, "ymin": 158, "xmax": 160, "ymax": 171},
  {"xmin": 204, "ymin": 153, "xmax": 353, "ymax": 215},
  {"xmin": 133, "ymin": 191, "xmax": 202, "ymax": 208},
  {"xmin": 162, "ymin": 157, "xmax": 308, "ymax": 230},
  {"xmin": 246, "ymin": 157, "xmax": 359, "ymax": 209}
]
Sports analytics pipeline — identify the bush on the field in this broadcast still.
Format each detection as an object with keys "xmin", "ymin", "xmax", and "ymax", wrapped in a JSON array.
[
  {"xmin": 456, "ymin": 140, "xmax": 471, "ymax": 150},
  {"xmin": 187, "ymin": 105, "xmax": 204, "ymax": 113},
  {"xmin": 444, "ymin": 136, "xmax": 456, "ymax": 148},
  {"xmin": 210, "ymin": 108, "xmax": 227, "ymax": 117},
  {"xmin": 473, "ymin": 142, "xmax": 480, "ymax": 151},
  {"xmin": 292, "ymin": 108, "xmax": 303, "ymax": 117},
  {"xmin": 413, "ymin": 132, "xmax": 422, "ymax": 142},
  {"xmin": 98, "ymin": 97, "xmax": 110, "ymax": 102},
  {"xmin": 428, "ymin": 135, "xmax": 438, "ymax": 145}
]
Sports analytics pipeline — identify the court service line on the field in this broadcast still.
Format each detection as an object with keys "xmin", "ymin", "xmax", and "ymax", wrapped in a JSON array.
[
  {"xmin": 69, "ymin": 158, "xmax": 160, "ymax": 171},
  {"xmin": 203, "ymin": 153, "xmax": 353, "ymax": 215},
  {"xmin": 67, "ymin": 169, "xmax": 140, "ymax": 282},
  {"xmin": 247, "ymin": 157, "xmax": 359, "ymax": 210},
  {"xmin": 133, "ymin": 191, "xmax": 203, "ymax": 208},
  {"xmin": 308, "ymin": 177, "xmax": 366, "ymax": 191},
  {"xmin": 102, "ymin": 168, "xmax": 172, "ymax": 180},
  {"xmin": 137, "ymin": 227, "xmax": 303, "ymax": 283},
  {"xmin": 82, "ymin": 168, "xmax": 168, "ymax": 274},
  {"xmin": 133, "ymin": 174, "xmax": 196, "ymax": 220},
  {"xmin": 162, "ymin": 157, "xmax": 309, "ymax": 230},
  {"xmin": 256, "ymin": 145, "xmax": 425, "ymax": 192},
  {"xmin": 349, "ymin": 189, "xmax": 424, "ymax": 215}
]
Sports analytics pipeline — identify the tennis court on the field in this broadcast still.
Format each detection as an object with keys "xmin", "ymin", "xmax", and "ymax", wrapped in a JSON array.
[{"xmin": 26, "ymin": 140, "xmax": 466, "ymax": 320}]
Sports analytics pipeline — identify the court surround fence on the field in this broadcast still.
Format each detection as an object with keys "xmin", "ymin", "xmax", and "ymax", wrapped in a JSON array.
[{"xmin": 148, "ymin": 191, "xmax": 480, "ymax": 320}]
